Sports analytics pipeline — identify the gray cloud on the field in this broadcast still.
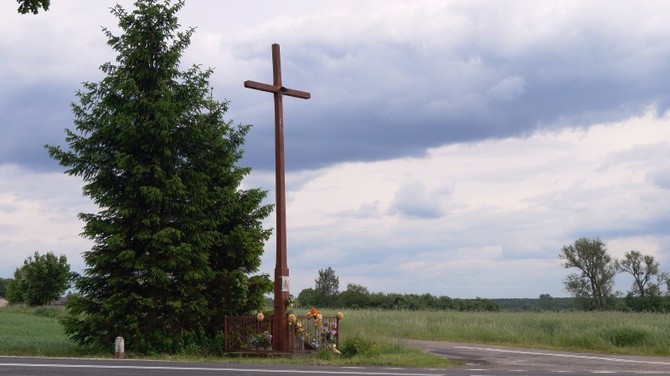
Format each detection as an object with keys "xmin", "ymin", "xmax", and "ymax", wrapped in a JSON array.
[
  {"xmin": 0, "ymin": 84, "xmax": 75, "ymax": 171},
  {"xmin": 5, "ymin": 1, "xmax": 670, "ymax": 175},
  {"xmin": 237, "ymin": 31, "xmax": 670, "ymax": 172}
]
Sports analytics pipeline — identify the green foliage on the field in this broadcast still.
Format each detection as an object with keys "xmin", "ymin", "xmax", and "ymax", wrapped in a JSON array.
[
  {"xmin": 337, "ymin": 283, "xmax": 370, "ymax": 308},
  {"xmin": 0, "ymin": 278, "xmax": 10, "ymax": 297},
  {"xmin": 297, "ymin": 288, "xmax": 319, "ymax": 308},
  {"xmin": 494, "ymin": 295, "xmax": 578, "ymax": 311},
  {"xmin": 5, "ymin": 251, "xmax": 72, "ymax": 306},
  {"xmin": 299, "ymin": 285, "xmax": 499, "ymax": 311},
  {"xmin": 560, "ymin": 237, "xmax": 616, "ymax": 310},
  {"xmin": 616, "ymin": 250, "xmax": 660, "ymax": 297},
  {"xmin": 16, "ymin": 0, "xmax": 50, "ymax": 14},
  {"xmin": 313, "ymin": 267, "xmax": 339, "ymax": 306},
  {"xmin": 316, "ymin": 348, "xmax": 336, "ymax": 361},
  {"xmin": 300, "ymin": 269, "xmax": 498, "ymax": 311},
  {"xmin": 623, "ymin": 295, "xmax": 670, "ymax": 313},
  {"xmin": 340, "ymin": 333, "xmax": 376, "ymax": 358},
  {"xmin": 45, "ymin": 0, "xmax": 271, "ymax": 354}
]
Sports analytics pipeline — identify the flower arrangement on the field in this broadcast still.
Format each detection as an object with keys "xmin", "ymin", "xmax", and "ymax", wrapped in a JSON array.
[
  {"xmin": 292, "ymin": 308, "xmax": 343, "ymax": 351},
  {"xmin": 307, "ymin": 307, "xmax": 323, "ymax": 325},
  {"xmin": 249, "ymin": 330, "xmax": 272, "ymax": 350}
]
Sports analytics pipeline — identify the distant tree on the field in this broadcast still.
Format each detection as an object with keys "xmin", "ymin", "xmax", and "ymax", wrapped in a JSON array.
[
  {"xmin": 560, "ymin": 237, "xmax": 616, "ymax": 310},
  {"xmin": 0, "ymin": 278, "xmax": 10, "ymax": 297},
  {"xmin": 5, "ymin": 252, "xmax": 72, "ymax": 306},
  {"xmin": 537, "ymin": 293, "xmax": 554, "ymax": 310},
  {"xmin": 661, "ymin": 272, "xmax": 670, "ymax": 296},
  {"xmin": 46, "ymin": 0, "xmax": 272, "ymax": 353},
  {"xmin": 5, "ymin": 269, "xmax": 26, "ymax": 304},
  {"xmin": 296, "ymin": 288, "xmax": 320, "ymax": 307},
  {"xmin": 314, "ymin": 267, "xmax": 339, "ymax": 306},
  {"xmin": 616, "ymin": 251, "xmax": 660, "ymax": 297},
  {"xmin": 17, "ymin": 0, "xmax": 50, "ymax": 14},
  {"xmin": 338, "ymin": 283, "xmax": 370, "ymax": 308}
]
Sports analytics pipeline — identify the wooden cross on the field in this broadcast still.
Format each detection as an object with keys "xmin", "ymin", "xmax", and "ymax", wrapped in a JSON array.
[{"xmin": 244, "ymin": 43, "xmax": 310, "ymax": 352}]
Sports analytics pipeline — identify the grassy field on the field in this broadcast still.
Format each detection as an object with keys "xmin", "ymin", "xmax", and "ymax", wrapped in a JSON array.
[
  {"xmin": 337, "ymin": 309, "xmax": 670, "ymax": 356},
  {"xmin": 2, "ymin": 306, "xmax": 669, "ymax": 366},
  {"xmin": 0, "ymin": 306, "xmax": 102, "ymax": 357}
]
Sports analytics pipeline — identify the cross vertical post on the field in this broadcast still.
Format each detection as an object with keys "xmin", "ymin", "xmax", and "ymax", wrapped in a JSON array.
[{"xmin": 244, "ymin": 44, "xmax": 310, "ymax": 352}]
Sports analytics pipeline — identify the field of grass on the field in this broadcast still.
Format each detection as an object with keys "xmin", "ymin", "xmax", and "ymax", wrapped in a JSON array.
[
  {"xmin": 337, "ymin": 309, "xmax": 670, "ymax": 356},
  {"xmin": 0, "ymin": 306, "xmax": 103, "ymax": 357},
  {"xmin": 2, "ymin": 306, "xmax": 669, "ymax": 366}
]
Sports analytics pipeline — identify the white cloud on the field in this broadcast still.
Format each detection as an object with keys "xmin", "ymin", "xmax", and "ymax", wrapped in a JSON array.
[
  {"xmin": 0, "ymin": 165, "xmax": 93, "ymax": 277},
  {"xmin": 266, "ymin": 110, "xmax": 670, "ymax": 297}
]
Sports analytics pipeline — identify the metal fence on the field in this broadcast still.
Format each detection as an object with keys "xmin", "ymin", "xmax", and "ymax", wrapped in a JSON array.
[{"xmin": 224, "ymin": 315, "xmax": 340, "ymax": 353}]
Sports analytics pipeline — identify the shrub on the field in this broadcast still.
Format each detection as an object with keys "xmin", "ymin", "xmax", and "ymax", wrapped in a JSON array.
[{"xmin": 340, "ymin": 334, "xmax": 375, "ymax": 358}]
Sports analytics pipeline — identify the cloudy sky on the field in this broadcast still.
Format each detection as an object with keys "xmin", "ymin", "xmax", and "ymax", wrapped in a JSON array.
[{"xmin": 2, "ymin": 0, "xmax": 670, "ymax": 298}]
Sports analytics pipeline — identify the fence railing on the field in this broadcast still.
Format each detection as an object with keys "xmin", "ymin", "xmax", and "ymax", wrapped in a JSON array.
[
  {"xmin": 291, "ymin": 315, "xmax": 339, "ymax": 352},
  {"xmin": 224, "ymin": 315, "xmax": 340, "ymax": 353}
]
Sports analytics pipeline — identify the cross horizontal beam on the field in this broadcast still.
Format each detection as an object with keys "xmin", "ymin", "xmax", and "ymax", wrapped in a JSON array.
[{"xmin": 244, "ymin": 80, "xmax": 311, "ymax": 100}]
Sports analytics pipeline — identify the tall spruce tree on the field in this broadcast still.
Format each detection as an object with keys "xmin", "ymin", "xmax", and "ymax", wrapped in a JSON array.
[{"xmin": 47, "ymin": 0, "xmax": 272, "ymax": 353}]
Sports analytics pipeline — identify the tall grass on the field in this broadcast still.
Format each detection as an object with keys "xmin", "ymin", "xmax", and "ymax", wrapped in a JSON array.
[
  {"xmin": 3, "ymin": 307, "xmax": 669, "ymax": 361},
  {"xmin": 337, "ymin": 309, "xmax": 670, "ymax": 356}
]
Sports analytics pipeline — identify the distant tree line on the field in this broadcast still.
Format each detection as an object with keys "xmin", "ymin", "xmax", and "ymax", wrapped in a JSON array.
[
  {"xmin": 494, "ymin": 294, "xmax": 579, "ymax": 312},
  {"xmin": 296, "ymin": 267, "xmax": 499, "ymax": 311},
  {"xmin": 561, "ymin": 237, "xmax": 670, "ymax": 312}
]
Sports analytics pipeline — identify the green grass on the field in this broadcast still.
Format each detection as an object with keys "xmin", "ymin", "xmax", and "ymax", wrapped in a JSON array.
[
  {"xmin": 2, "ymin": 306, "xmax": 670, "ymax": 367},
  {"xmin": 0, "ymin": 306, "xmax": 103, "ymax": 357},
  {"xmin": 338, "ymin": 309, "xmax": 670, "ymax": 356}
]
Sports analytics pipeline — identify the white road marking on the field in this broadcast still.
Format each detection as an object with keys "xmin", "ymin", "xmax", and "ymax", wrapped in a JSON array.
[
  {"xmin": 454, "ymin": 346, "xmax": 670, "ymax": 367},
  {"xmin": 0, "ymin": 362, "xmax": 444, "ymax": 375}
]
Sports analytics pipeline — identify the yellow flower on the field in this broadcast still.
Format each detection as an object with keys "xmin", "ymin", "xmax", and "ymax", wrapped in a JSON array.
[
  {"xmin": 256, "ymin": 312, "xmax": 265, "ymax": 321},
  {"xmin": 336, "ymin": 311, "xmax": 344, "ymax": 319},
  {"xmin": 288, "ymin": 314, "xmax": 297, "ymax": 323}
]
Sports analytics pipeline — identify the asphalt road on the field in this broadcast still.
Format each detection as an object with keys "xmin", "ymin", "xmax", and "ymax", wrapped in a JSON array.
[
  {"xmin": 407, "ymin": 339, "xmax": 670, "ymax": 374},
  {"xmin": 1, "ymin": 342, "xmax": 670, "ymax": 376}
]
